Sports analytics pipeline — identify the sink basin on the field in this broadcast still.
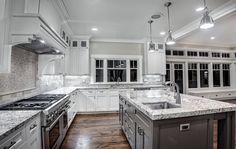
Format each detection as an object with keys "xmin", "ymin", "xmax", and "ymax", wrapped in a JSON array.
[{"xmin": 143, "ymin": 102, "xmax": 180, "ymax": 110}]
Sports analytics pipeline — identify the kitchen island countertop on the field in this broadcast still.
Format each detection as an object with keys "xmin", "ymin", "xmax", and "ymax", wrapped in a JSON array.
[{"xmin": 120, "ymin": 90, "xmax": 236, "ymax": 120}]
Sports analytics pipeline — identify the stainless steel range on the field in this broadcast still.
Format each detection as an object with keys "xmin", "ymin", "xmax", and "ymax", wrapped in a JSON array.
[{"xmin": 0, "ymin": 94, "xmax": 71, "ymax": 149}]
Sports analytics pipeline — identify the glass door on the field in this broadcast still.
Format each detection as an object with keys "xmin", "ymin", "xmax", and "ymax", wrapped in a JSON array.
[
  {"xmin": 166, "ymin": 62, "xmax": 185, "ymax": 94},
  {"xmin": 173, "ymin": 64, "xmax": 184, "ymax": 94}
]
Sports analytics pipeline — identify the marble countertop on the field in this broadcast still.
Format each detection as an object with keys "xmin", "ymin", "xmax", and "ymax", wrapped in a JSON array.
[
  {"xmin": 45, "ymin": 85, "xmax": 163, "ymax": 95},
  {"xmin": 120, "ymin": 90, "xmax": 236, "ymax": 120},
  {"xmin": 0, "ymin": 110, "xmax": 40, "ymax": 141}
]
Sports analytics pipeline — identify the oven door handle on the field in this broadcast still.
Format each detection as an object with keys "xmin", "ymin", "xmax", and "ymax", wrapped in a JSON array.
[{"xmin": 45, "ymin": 111, "xmax": 65, "ymax": 131}]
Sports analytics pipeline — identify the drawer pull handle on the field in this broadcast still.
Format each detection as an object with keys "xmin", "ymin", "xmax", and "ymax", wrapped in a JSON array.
[
  {"xmin": 180, "ymin": 123, "xmax": 190, "ymax": 131},
  {"xmin": 30, "ymin": 123, "xmax": 37, "ymax": 130}
]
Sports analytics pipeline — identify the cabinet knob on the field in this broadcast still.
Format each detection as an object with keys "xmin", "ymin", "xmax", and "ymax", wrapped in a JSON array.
[{"xmin": 180, "ymin": 123, "xmax": 190, "ymax": 131}]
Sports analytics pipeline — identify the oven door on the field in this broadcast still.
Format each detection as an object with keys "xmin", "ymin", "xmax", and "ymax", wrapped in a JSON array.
[
  {"xmin": 62, "ymin": 109, "xmax": 69, "ymax": 139},
  {"xmin": 43, "ymin": 112, "xmax": 64, "ymax": 149}
]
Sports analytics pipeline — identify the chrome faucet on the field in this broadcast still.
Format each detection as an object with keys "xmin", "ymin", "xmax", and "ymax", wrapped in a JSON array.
[{"xmin": 163, "ymin": 81, "xmax": 181, "ymax": 105}]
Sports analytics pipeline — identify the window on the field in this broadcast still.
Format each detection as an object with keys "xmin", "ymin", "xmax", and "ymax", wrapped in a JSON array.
[
  {"xmin": 173, "ymin": 50, "xmax": 184, "ymax": 56},
  {"xmin": 95, "ymin": 60, "xmax": 104, "ymax": 82},
  {"xmin": 222, "ymin": 53, "xmax": 230, "ymax": 58},
  {"xmin": 187, "ymin": 51, "xmax": 197, "ymax": 57},
  {"xmin": 165, "ymin": 64, "xmax": 170, "ymax": 81},
  {"xmin": 166, "ymin": 50, "xmax": 171, "ymax": 56},
  {"xmin": 200, "ymin": 64, "xmax": 209, "ymax": 88},
  {"xmin": 130, "ymin": 60, "xmax": 138, "ymax": 82},
  {"xmin": 223, "ymin": 64, "xmax": 230, "ymax": 87},
  {"xmin": 199, "ymin": 52, "xmax": 208, "ymax": 57},
  {"xmin": 212, "ymin": 52, "xmax": 220, "ymax": 58},
  {"xmin": 188, "ymin": 63, "xmax": 197, "ymax": 88},
  {"xmin": 107, "ymin": 60, "xmax": 127, "ymax": 82},
  {"xmin": 72, "ymin": 41, "xmax": 78, "ymax": 47},
  {"xmin": 213, "ymin": 64, "xmax": 220, "ymax": 87}
]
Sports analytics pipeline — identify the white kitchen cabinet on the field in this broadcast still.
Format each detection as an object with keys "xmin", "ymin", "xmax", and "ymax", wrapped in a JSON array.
[
  {"xmin": 109, "ymin": 95, "xmax": 119, "ymax": 111},
  {"xmin": 96, "ymin": 95, "xmax": 110, "ymax": 111},
  {"xmin": 23, "ymin": 114, "xmax": 41, "ymax": 149},
  {"xmin": 66, "ymin": 48, "xmax": 90, "ymax": 75},
  {"xmin": 68, "ymin": 90, "xmax": 79, "ymax": 126},
  {"xmin": 0, "ymin": 0, "xmax": 11, "ymax": 73},
  {"xmin": 0, "ymin": 113, "xmax": 41, "ymax": 149},
  {"xmin": 144, "ymin": 43, "xmax": 166, "ymax": 75},
  {"xmin": 86, "ymin": 95, "xmax": 97, "ymax": 112}
]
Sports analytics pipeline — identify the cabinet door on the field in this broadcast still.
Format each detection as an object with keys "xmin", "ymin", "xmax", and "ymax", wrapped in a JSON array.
[
  {"xmin": 77, "ymin": 93, "xmax": 87, "ymax": 112},
  {"xmin": 110, "ymin": 95, "xmax": 119, "ymax": 111},
  {"xmin": 96, "ymin": 95, "xmax": 110, "ymax": 111},
  {"xmin": 119, "ymin": 104, "xmax": 124, "ymax": 126},
  {"xmin": 86, "ymin": 96, "xmax": 96, "ymax": 112},
  {"xmin": 66, "ymin": 48, "xmax": 89, "ymax": 75},
  {"xmin": 136, "ymin": 123, "xmax": 152, "ymax": 149},
  {"xmin": 159, "ymin": 120, "xmax": 208, "ymax": 149}
]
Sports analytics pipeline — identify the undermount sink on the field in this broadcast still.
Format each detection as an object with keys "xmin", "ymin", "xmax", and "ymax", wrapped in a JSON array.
[{"xmin": 143, "ymin": 102, "xmax": 180, "ymax": 110}]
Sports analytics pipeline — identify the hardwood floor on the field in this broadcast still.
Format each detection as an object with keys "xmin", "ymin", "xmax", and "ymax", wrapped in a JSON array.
[
  {"xmin": 60, "ymin": 113, "xmax": 131, "ymax": 149},
  {"xmin": 61, "ymin": 111, "xmax": 236, "ymax": 149}
]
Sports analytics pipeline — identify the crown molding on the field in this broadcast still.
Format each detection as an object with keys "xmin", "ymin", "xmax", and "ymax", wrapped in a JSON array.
[{"xmin": 173, "ymin": 0, "xmax": 236, "ymax": 40}]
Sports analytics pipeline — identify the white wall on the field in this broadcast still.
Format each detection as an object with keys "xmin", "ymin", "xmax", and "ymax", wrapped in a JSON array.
[{"xmin": 90, "ymin": 41, "xmax": 143, "ymax": 55}]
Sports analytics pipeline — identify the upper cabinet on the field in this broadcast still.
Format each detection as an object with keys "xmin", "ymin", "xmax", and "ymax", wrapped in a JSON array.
[
  {"xmin": 65, "ymin": 37, "xmax": 90, "ymax": 75},
  {"xmin": 144, "ymin": 42, "xmax": 166, "ymax": 75},
  {"xmin": 0, "ymin": 0, "xmax": 11, "ymax": 73}
]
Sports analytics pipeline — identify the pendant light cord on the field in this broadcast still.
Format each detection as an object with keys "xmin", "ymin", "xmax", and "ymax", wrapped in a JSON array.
[
  {"xmin": 167, "ymin": 5, "xmax": 170, "ymax": 32},
  {"xmin": 148, "ymin": 20, "xmax": 153, "ymax": 43}
]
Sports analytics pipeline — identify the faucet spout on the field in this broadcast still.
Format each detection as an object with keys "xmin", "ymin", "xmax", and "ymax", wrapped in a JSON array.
[{"xmin": 163, "ymin": 81, "xmax": 181, "ymax": 105}]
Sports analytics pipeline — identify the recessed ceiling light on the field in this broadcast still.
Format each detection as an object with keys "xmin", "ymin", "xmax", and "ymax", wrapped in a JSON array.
[
  {"xmin": 160, "ymin": 32, "xmax": 166, "ymax": 35},
  {"xmin": 39, "ymin": 39, "xmax": 45, "ymax": 44},
  {"xmin": 91, "ymin": 28, "xmax": 98, "ymax": 31},
  {"xmin": 210, "ymin": 36, "xmax": 215, "ymax": 40},
  {"xmin": 196, "ymin": 7, "xmax": 204, "ymax": 12}
]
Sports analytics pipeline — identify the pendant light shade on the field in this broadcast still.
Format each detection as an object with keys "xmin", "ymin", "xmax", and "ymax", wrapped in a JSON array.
[
  {"xmin": 166, "ymin": 31, "xmax": 175, "ymax": 45},
  {"xmin": 148, "ymin": 20, "xmax": 156, "ymax": 52},
  {"xmin": 199, "ymin": 0, "xmax": 214, "ymax": 29},
  {"xmin": 200, "ymin": 11, "xmax": 214, "ymax": 29},
  {"xmin": 165, "ymin": 2, "xmax": 175, "ymax": 45}
]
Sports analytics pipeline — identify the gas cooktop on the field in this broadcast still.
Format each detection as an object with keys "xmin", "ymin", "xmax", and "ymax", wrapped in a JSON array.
[{"xmin": 0, "ymin": 94, "xmax": 66, "ymax": 110}]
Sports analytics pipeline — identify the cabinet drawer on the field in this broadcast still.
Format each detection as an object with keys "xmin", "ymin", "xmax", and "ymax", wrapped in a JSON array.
[
  {"xmin": 135, "ymin": 109, "xmax": 152, "ymax": 132},
  {"xmin": 0, "ymin": 128, "xmax": 25, "ymax": 149},
  {"xmin": 96, "ymin": 90, "xmax": 108, "ymax": 95},
  {"xmin": 81, "ymin": 90, "xmax": 96, "ymax": 96},
  {"xmin": 124, "ymin": 114, "xmax": 135, "ymax": 133},
  {"xmin": 25, "ymin": 114, "xmax": 41, "ymax": 138},
  {"xmin": 123, "ymin": 124, "xmax": 135, "ymax": 149}
]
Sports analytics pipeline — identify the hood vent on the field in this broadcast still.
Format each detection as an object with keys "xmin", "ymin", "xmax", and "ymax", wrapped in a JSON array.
[
  {"xmin": 11, "ymin": 15, "xmax": 68, "ymax": 55},
  {"xmin": 15, "ymin": 35, "xmax": 62, "ymax": 54}
]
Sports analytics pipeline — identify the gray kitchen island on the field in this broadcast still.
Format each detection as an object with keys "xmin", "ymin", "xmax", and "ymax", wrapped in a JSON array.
[{"xmin": 119, "ymin": 90, "xmax": 236, "ymax": 149}]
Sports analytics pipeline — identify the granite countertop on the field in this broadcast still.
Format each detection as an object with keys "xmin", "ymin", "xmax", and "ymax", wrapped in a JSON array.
[
  {"xmin": 45, "ymin": 85, "xmax": 163, "ymax": 95},
  {"xmin": 0, "ymin": 110, "xmax": 40, "ymax": 141},
  {"xmin": 120, "ymin": 90, "xmax": 236, "ymax": 121}
]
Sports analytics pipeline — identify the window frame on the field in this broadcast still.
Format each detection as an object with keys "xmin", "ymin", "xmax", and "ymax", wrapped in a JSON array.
[{"xmin": 91, "ymin": 55, "xmax": 143, "ymax": 84}]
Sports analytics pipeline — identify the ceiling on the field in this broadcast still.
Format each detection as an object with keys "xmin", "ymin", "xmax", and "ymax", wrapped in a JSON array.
[
  {"xmin": 178, "ymin": 12, "xmax": 236, "ymax": 48},
  {"xmin": 63, "ymin": 0, "xmax": 229, "ymax": 42}
]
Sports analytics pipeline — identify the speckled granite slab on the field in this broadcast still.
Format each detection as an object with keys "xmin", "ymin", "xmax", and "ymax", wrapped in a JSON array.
[
  {"xmin": 0, "ymin": 110, "xmax": 40, "ymax": 141},
  {"xmin": 120, "ymin": 90, "xmax": 236, "ymax": 120}
]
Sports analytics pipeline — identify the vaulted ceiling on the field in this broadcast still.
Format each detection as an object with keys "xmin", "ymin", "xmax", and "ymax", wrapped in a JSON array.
[{"xmin": 62, "ymin": 0, "xmax": 235, "ymax": 47}]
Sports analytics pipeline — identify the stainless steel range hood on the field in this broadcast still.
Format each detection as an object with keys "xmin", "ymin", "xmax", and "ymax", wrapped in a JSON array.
[{"xmin": 11, "ymin": 14, "xmax": 68, "ymax": 55}]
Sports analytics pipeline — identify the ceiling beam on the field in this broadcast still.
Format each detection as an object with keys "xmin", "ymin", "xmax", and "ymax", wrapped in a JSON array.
[{"xmin": 173, "ymin": 0, "xmax": 236, "ymax": 40}]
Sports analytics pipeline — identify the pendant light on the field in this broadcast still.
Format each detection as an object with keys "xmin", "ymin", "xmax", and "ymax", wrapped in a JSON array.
[
  {"xmin": 200, "ymin": 0, "xmax": 214, "ymax": 29},
  {"xmin": 165, "ymin": 2, "xmax": 175, "ymax": 45},
  {"xmin": 148, "ymin": 20, "xmax": 156, "ymax": 52}
]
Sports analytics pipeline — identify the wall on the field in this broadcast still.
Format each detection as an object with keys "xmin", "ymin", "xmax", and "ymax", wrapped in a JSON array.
[{"xmin": 90, "ymin": 41, "xmax": 143, "ymax": 55}]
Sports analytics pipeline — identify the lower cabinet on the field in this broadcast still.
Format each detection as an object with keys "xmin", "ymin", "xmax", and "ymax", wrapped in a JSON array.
[
  {"xmin": 0, "ymin": 113, "xmax": 41, "ymax": 149},
  {"xmin": 76, "ymin": 89, "xmax": 122, "ymax": 113}
]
